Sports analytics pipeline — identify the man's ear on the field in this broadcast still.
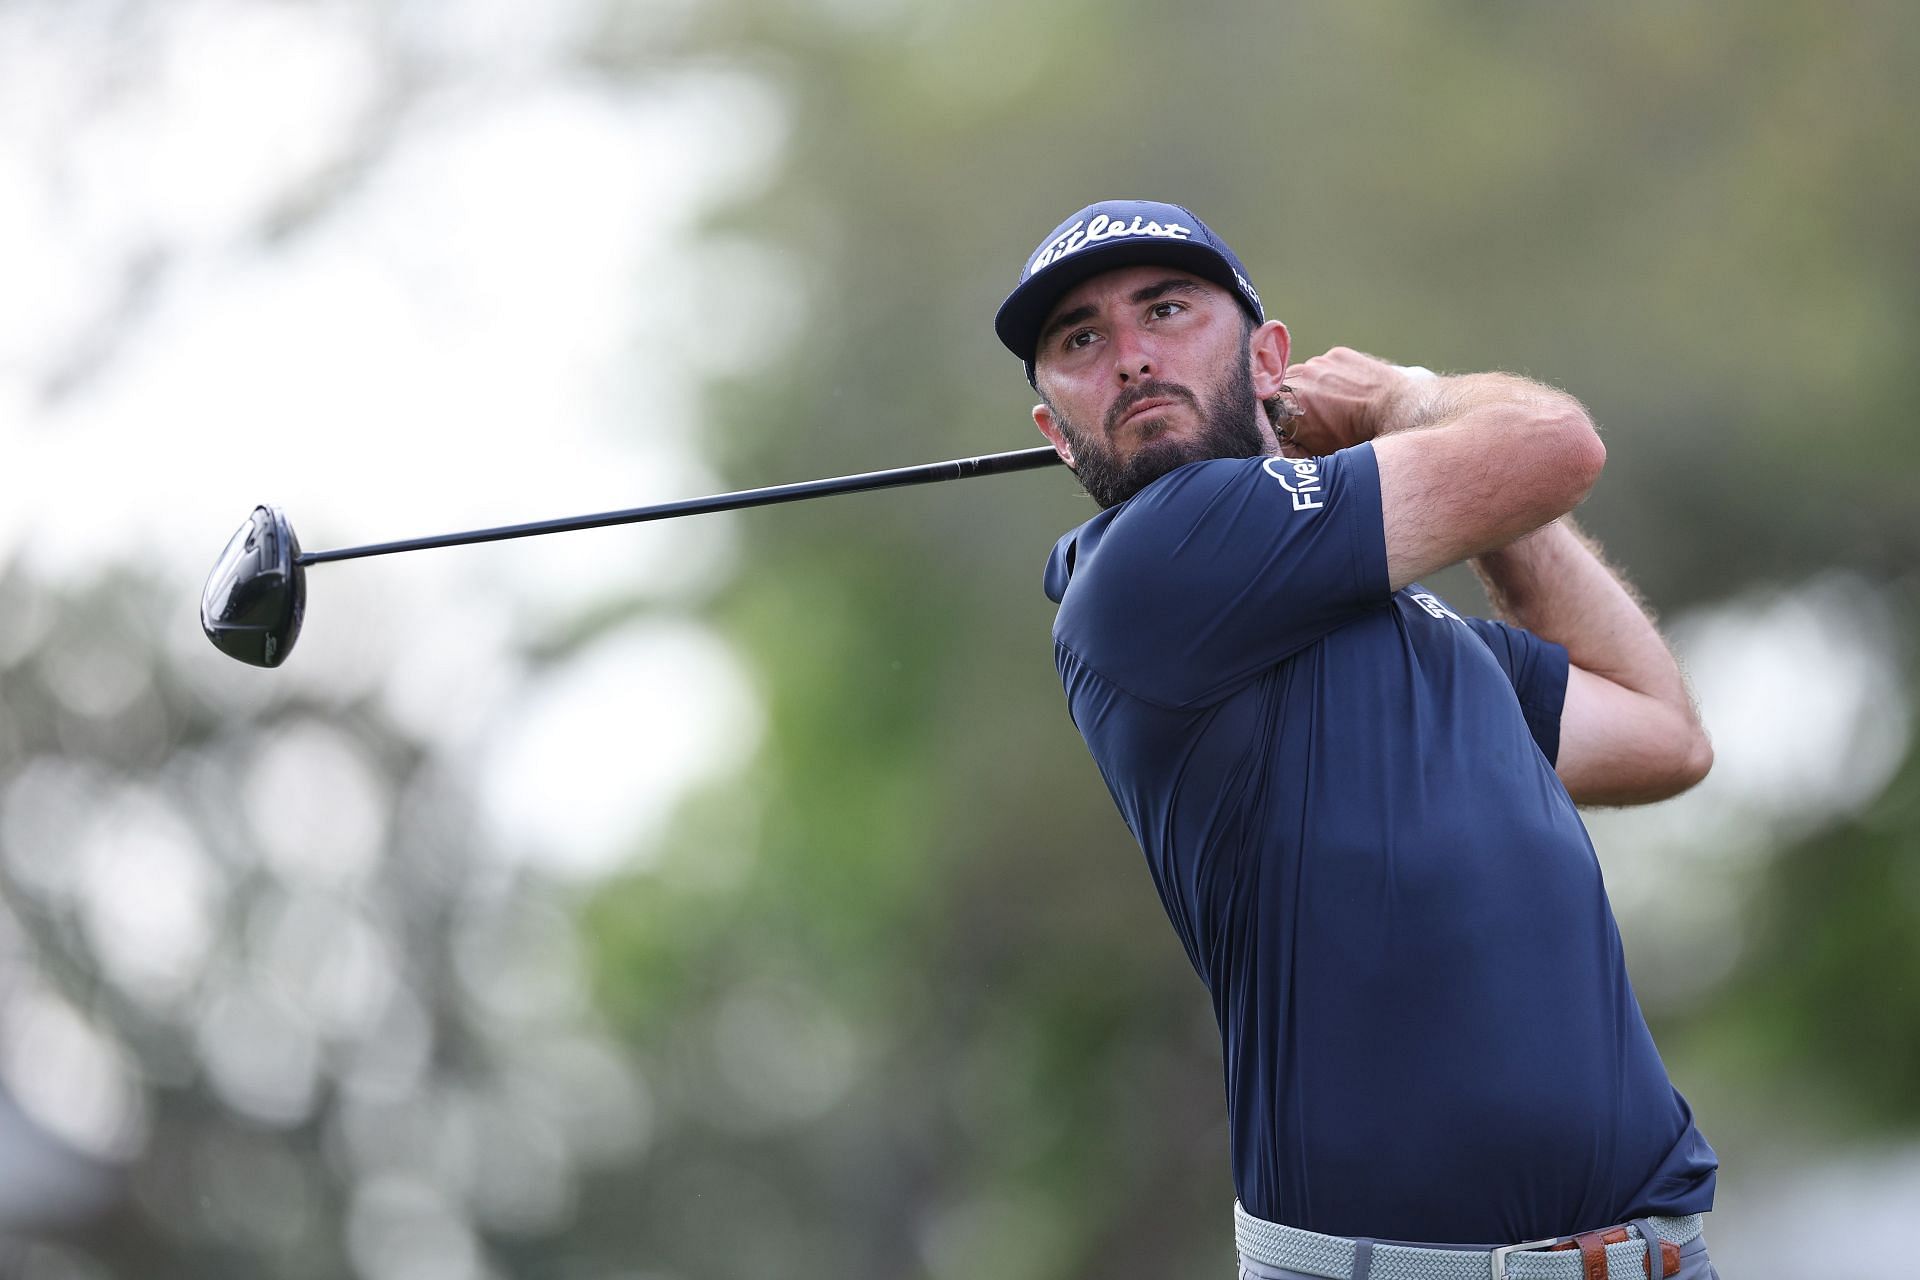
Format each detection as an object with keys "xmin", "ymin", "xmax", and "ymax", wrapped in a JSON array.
[
  {"xmin": 1033, "ymin": 402, "xmax": 1075, "ymax": 468},
  {"xmin": 1249, "ymin": 319, "xmax": 1292, "ymax": 400}
]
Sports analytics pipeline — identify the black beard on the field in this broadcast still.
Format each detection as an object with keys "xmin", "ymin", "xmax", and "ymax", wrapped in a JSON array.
[{"xmin": 1055, "ymin": 345, "xmax": 1266, "ymax": 509}]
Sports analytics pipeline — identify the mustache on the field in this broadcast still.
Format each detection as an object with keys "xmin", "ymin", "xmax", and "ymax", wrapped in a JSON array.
[{"xmin": 1105, "ymin": 380, "xmax": 1199, "ymax": 434}]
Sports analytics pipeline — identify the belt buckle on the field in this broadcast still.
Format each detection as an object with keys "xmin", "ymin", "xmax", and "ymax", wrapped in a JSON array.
[{"xmin": 1489, "ymin": 1236, "xmax": 1563, "ymax": 1280}]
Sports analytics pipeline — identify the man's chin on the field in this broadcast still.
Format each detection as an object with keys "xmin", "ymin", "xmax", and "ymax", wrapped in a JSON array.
[
  {"xmin": 1093, "ymin": 437, "xmax": 1224, "ymax": 506},
  {"xmin": 1123, "ymin": 406, "xmax": 1183, "ymax": 440},
  {"xmin": 1133, "ymin": 433, "xmax": 1232, "ymax": 477}
]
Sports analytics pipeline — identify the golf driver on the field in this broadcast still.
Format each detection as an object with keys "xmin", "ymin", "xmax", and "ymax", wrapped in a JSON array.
[{"xmin": 202, "ymin": 445, "xmax": 1064, "ymax": 667}]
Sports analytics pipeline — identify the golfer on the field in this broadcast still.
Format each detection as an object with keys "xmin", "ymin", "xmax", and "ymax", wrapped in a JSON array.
[{"xmin": 996, "ymin": 200, "xmax": 1720, "ymax": 1279}]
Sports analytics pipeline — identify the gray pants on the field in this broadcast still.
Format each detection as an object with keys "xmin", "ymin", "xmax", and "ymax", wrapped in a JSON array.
[{"xmin": 1238, "ymin": 1230, "xmax": 1720, "ymax": 1280}]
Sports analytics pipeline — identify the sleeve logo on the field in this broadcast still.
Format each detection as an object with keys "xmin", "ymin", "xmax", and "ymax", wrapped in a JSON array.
[{"xmin": 1261, "ymin": 456, "xmax": 1325, "ymax": 511}]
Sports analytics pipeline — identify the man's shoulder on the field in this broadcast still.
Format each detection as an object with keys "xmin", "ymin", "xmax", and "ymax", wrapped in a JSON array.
[{"xmin": 1042, "ymin": 457, "xmax": 1262, "ymax": 604}]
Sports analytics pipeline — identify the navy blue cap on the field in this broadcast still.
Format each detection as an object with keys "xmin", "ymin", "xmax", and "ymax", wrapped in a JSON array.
[{"xmin": 995, "ymin": 199, "xmax": 1264, "ymax": 379}]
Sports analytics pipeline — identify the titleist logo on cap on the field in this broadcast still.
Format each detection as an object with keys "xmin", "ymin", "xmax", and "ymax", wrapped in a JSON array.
[{"xmin": 1029, "ymin": 213, "xmax": 1194, "ymax": 275}]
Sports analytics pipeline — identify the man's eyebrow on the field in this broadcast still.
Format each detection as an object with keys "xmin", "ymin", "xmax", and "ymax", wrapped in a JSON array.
[
  {"xmin": 1038, "ymin": 277, "xmax": 1209, "ymax": 349},
  {"xmin": 1039, "ymin": 302, "xmax": 1099, "ymax": 348},
  {"xmin": 1129, "ymin": 276, "xmax": 1207, "ymax": 305}
]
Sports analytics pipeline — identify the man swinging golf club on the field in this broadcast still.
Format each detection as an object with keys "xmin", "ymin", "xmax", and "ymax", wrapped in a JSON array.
[{"xmin": 997, "ymin": 200, "xmax": 1721, "ymax": 1279}]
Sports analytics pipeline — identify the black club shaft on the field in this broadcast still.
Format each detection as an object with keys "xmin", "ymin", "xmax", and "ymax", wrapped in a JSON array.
[{"xmin": 297, "ymin": 446, "xmax": 1065, "ymax": 566}]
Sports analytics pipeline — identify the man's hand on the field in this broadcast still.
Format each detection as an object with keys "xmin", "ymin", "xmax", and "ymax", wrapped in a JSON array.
[{"xmin": 1282, "ymin": 347, "xmax": 1437, "ymax": 457}]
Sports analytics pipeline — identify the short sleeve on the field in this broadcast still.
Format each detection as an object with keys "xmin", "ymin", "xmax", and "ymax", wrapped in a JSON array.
[
  {"xmin": 1463, "ymin": 617, "xmax": 1570, "ymax": 764},
  {"xmin": 1052, "ymin": 445, "xmax": 1390, "ymax": 707}
]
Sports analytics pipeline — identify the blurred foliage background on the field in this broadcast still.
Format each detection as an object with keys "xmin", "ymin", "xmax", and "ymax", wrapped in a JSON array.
[{"xmin": 2, "ymin": 2, "xmax": 1917, "ymax": 1277}]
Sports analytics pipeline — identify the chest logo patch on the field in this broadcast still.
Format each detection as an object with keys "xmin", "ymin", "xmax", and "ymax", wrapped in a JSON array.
[{"xmin": 1261, "ymin": 456, "xmax": 1325, "ymax": 511}]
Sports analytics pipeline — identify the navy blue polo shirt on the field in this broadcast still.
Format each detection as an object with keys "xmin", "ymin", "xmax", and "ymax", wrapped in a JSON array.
[{"xmin": 1042, "ymin": 445, "xmax": 1716, "ymax": 1244}]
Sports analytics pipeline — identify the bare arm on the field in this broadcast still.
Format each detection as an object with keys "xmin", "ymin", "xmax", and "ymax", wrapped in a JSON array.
[
  {"xmin": 1283, "ymin": 348, "xmax": 1606, "ymax": 591},
  {"xmin": 1285, "ymin": 347, "xmax": 1710, "ymax": 805},
  {"xmin": 1474, "ymin": 520, "xmax": 1712, "ymax": 805}
]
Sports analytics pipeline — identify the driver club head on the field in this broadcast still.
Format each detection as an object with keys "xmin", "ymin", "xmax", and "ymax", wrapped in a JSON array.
[{"xmin": 201, "ymin": 505, "xmax": 306, "ymax": 667}]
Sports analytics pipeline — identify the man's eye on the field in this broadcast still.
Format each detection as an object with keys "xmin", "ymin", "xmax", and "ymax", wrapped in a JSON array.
[
  {"xmin": 1066, "ymin": 329, "xmax": 1097, "ymax": 350},
  {"xmin": 1150, "ymin": 301, "xmax": 1185, "ymax": 319}
]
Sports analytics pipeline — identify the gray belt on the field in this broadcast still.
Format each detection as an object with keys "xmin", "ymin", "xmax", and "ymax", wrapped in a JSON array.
[{"xmin": 1235, "ymin": 1201, "xmax": 1704, "ymax": 1280}]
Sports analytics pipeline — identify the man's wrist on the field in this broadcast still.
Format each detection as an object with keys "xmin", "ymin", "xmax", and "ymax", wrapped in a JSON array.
[{"xmin": 1376, "ymin": 364, "xmax": 1445, "ymax": 435}]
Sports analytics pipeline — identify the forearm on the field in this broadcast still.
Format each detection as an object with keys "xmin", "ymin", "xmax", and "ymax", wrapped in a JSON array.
[
  {"xmin": 1474, "ymin": 519, "xmax": 1712, "ymax": 803},
  {"xmin": 1284, "ymin": 352, "xmax": 1592, "ymax": 464},
  {"xmin": 1287, "ymin": 347, "xmax": 1607, "ymax": 588},
  {"xmin": 1368, "ymin": 369, "xmax": 1603, "ymax": 589},
  {"xmin": 1380, "ymin": 369, "xmax": 1586, "ymax": 443},
  {"xmin": 1472, "ymin": 519, "xmax": 1681, "ymax": 701}
]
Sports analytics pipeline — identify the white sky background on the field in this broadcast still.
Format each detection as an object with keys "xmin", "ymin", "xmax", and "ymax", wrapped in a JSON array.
[{"xmin": 0, "ymin": 0, "xmax": 796, "ymax": 877}]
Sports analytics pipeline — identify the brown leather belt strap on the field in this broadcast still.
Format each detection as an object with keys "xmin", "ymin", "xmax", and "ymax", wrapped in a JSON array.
[
  {"xmin": 1546, "ymin": 1226, "xmax": 1680, "ymax": 1278},
  {"xmin": 1574, "ymin": 1230, "xmax": 1610, "ymax": 1280}
]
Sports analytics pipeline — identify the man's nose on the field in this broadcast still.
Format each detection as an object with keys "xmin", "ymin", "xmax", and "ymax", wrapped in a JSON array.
[{"xmin": 1112, "ymin": 331, "xmax": 1154, "ymax": 383}]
